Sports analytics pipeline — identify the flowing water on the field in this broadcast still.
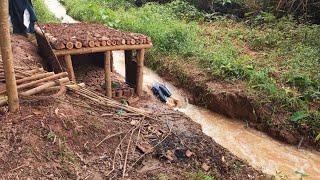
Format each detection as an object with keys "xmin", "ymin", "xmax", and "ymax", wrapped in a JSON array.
[{"xmin": 44, "ymin": 2, "xmax": 320, "ymax": 178}]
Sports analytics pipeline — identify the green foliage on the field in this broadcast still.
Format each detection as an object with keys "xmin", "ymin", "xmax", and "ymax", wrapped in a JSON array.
[
  {"xmin": 315, "ymin": 133, "xmax": 320, "ymax": 142},
  {"xmin": 63, "ymin": 0, "xmax": 319, "ymax": 139},
  {"xmin": 295, "ymin": 170, "xmax": 309, "ymax": 179},
  {"xmin": 185, "ymin": 170, "xmax": 214, "ymax": 180},
  {"xmin": 290, "ymin": 111, "xmax": 309, "ymax": 122},
  {"xmin": 33, "ymin": 0, "xmax": 59, "ymax": 22},
  {"xmin": 47, "ymin": 131, "xmax": 56, "ymax": 139},
  {"xmin": 166, "ymin": 0, "xmax": 205, "ymax": 21}
]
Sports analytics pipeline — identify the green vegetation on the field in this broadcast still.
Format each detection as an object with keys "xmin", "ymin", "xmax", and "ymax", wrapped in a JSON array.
[
  {"xmin": 44, "ymin": 0, "xmax": 319, "ymax": 140},
  {"xmin": 153, "ymin": 171, "xmax": 214, "ymax": 180},
  {"xmin": 33, "ymin": 0, "xmax": 59, "ymax": 23}
]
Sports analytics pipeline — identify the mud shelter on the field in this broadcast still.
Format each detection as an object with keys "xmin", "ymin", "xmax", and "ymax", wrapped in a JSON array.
[{"xmin": 35, "ymin": 23, "xmax": 152, "ymax": 98}]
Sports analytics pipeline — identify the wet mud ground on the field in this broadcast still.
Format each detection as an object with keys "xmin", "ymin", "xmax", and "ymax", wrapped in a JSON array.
[{"xmin": 0, "ymin": 35, "xmax": 265, "ymax": 179}]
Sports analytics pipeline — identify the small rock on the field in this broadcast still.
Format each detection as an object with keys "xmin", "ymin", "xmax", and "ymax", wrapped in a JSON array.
[
  {"xmin": 130, "ymin": 120, "xmax": 139, "ymax": 126},
  {"xmin": 201, "ymin": 162, "xmax": 210, "ymax": 172},
  {"xmin": 221, "ymin": 156, "xmax": 225, "ymax": 163},
  {"xmin": 186, "ymin": 150, "xmax": 193, "ymax": 157},
  {"xmin": 247, "ymin": 174, "xmax": 255, "ymax": 179}
]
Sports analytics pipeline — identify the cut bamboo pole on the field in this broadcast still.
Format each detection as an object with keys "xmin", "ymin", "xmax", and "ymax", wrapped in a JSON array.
[
  {"xmin": 74, "ymin": 41, "xmax": 82, "ymax": 49},
  {"xmin": 0, "ymin": 0, "xmax": 19, "ymax": 112},
  {"xmin": 20, "ymin": 77, "xmax": 69, "ymax": 96},
  {"xmin": 88, "ymin": 40, "xmax": 95, "ymax": 47},
  {"xmin": 45, "ymin": 83, "xmax": 85, "ymax": 92},
  {"xmin": 104, "ymin": 51, "xmax": 112, "ymax": 97},
  {"xmin": 101, "ymin": 40, "xmax": 107, "ymax": 46},
  {"xmin": 136, "ymin": 49, "xmax": 145, "ymax": 96},
  {"xmin": 12, "ymin": 72, "xmax": 68, "ymax": 92},
  {"xmin": 53, "ymin": 42, "xmax": 66, "ymax": 50},
  {"xmin": 54, "ymin": 43, "xmax": 153, "ymax": 56},
  {"xmin": 66, "ymin": 42, "xmax": 74, "ymax": 49},
  {"xmin": 16, "ymin": 72, "xmax": 55, "ymax": 84},
  {"xmin": 64, "ymin": 54, "xmax": 76, "ymax": 82}
]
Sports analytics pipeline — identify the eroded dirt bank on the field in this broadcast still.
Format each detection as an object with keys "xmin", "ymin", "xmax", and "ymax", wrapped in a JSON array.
[
  {"xmin": 149, "ymin": 57, "xmax": 320, "ymax": 151},
  {"xmin": 0, "ymin": 35, "xmax": 264, "ymax": 179}
]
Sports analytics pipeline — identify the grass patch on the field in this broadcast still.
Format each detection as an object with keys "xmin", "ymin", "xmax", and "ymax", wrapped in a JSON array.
[{"xmin": 33, "ymin": 0, "xmax": 59, "ymax": 23}]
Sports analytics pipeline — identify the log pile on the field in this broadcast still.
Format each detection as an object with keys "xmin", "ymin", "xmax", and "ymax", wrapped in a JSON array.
[
  {"xmin": 0, "ymin": 62, "xmax": 73, "ymax": 106},
  {"xmin": 37, "ymin": 23, "xmax": 152, "ymax": 50}
]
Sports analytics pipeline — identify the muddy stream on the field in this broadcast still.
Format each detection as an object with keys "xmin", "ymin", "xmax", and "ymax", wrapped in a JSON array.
[{"xmin": 44, "ymin": 1, "xmax": 320, "ymax": 178}]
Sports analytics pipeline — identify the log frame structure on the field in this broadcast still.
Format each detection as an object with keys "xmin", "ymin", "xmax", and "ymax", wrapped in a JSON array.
[{"xmin": 34, "ymin": 25, "xmax": 152, "ymax": 97}]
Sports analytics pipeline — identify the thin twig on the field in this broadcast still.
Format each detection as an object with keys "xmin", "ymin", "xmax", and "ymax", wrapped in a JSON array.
[
  {"xmin": 122, "ymin": 128, "xmax": 136, "ymax": 177},
  {"xmin": 96, "ymin": 131, "xmax": 125, "ymax": 147}
]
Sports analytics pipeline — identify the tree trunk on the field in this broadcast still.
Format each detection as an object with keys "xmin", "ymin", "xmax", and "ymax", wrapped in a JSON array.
[{"xmin": 0, "ymin": 0, "xmax": 19, "ymax": 112}]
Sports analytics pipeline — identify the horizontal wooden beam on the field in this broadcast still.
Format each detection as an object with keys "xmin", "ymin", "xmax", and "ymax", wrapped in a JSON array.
[{"xmin": 53, "ymin": 43, "xmax": 153, "ymax": 56}]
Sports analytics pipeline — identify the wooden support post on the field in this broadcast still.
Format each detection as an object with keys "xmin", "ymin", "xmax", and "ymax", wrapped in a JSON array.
[
  {"xmin": 0, "ymin": 0, "xmax": 19, "ymax": 112},
  {"xmin": 136, "ymin": 49, "xmax": 145, "ymax": 96},
  {"xmin": 104, "ymin": 51, "xmax": 112, "ymax": 97},
  {"xmin": 64, "ymin": 54, "xmax": 76, "ymax": 82},
  {"xmin": 111, "ymin": 52, "xmax": 114, "ymax": 72}
]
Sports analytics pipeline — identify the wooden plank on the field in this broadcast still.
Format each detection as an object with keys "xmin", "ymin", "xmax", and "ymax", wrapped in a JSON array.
[
  {"xmin": 104, "ymin": 51, "xmax": 112, "ymax": 97},
  {"xmin": 136, "ymin": 49, "xmax": 145, "ymax": 96},
  {"xmin": 54, "ymin": 43, "xmax": 153, "ymax": 56},
  {"xmin": 64, "ymin": 54, "xmax": 76, "ymax": 82}
]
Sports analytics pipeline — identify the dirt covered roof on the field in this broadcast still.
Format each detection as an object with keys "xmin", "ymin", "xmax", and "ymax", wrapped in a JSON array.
[{"xmin": 37, "ymin": 23, "xmax": 152, "ymax": 50}]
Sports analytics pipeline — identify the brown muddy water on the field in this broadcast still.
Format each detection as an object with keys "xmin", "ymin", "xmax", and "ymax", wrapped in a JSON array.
[{"xmin": 44, "ymin": 1, "xmax": 320, "ymax": 178}]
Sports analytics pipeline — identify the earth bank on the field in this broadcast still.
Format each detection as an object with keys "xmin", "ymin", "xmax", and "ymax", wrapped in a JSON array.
[{"xmin": 0, "ymin": 34, "xmax": 265, "ymax": 179}]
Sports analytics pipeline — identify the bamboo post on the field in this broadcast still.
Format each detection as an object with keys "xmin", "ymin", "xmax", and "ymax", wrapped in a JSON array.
[
  {"xmin": 64, "ymin": 54, "xmax": 76, "ymax": 82},
  {"xmin": 0, "ymin": 0, "xmax": 19, "ymax": 112},
  {"xmin": 136, "ymin": 49, "xmax": 145, "ymax": 96},
  {"xmin": 104, "ymin": 51, "xmax": 112, "ymax": 97},
  {"xmin": 20, "ymin": 77, "xmax": 70, "ymax": 96}
]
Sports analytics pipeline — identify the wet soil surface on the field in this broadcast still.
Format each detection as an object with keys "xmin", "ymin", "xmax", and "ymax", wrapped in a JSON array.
[
  {"xmin": 0, "ymin": 35, "xmax": 265, "ymax": 179},
  {"xmin": 38, "ymin": 23, "xmax": 151, "ymax": 49}
]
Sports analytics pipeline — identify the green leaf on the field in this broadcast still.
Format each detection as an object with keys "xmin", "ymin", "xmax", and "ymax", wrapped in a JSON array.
[
  {"xmin": 47, "ymin": 131, "xmax": 56, "ymax": 139},
  {"xmin": 294, "ymin": 171, "xmax": 309, "ymax": 177},
  {"xmin": 290, "ymin": 111, "xmax": 309, "ymax": 122},
  {"xmin": 315, "ymin": 133, "xmax": 320, "ymax": 142}
]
